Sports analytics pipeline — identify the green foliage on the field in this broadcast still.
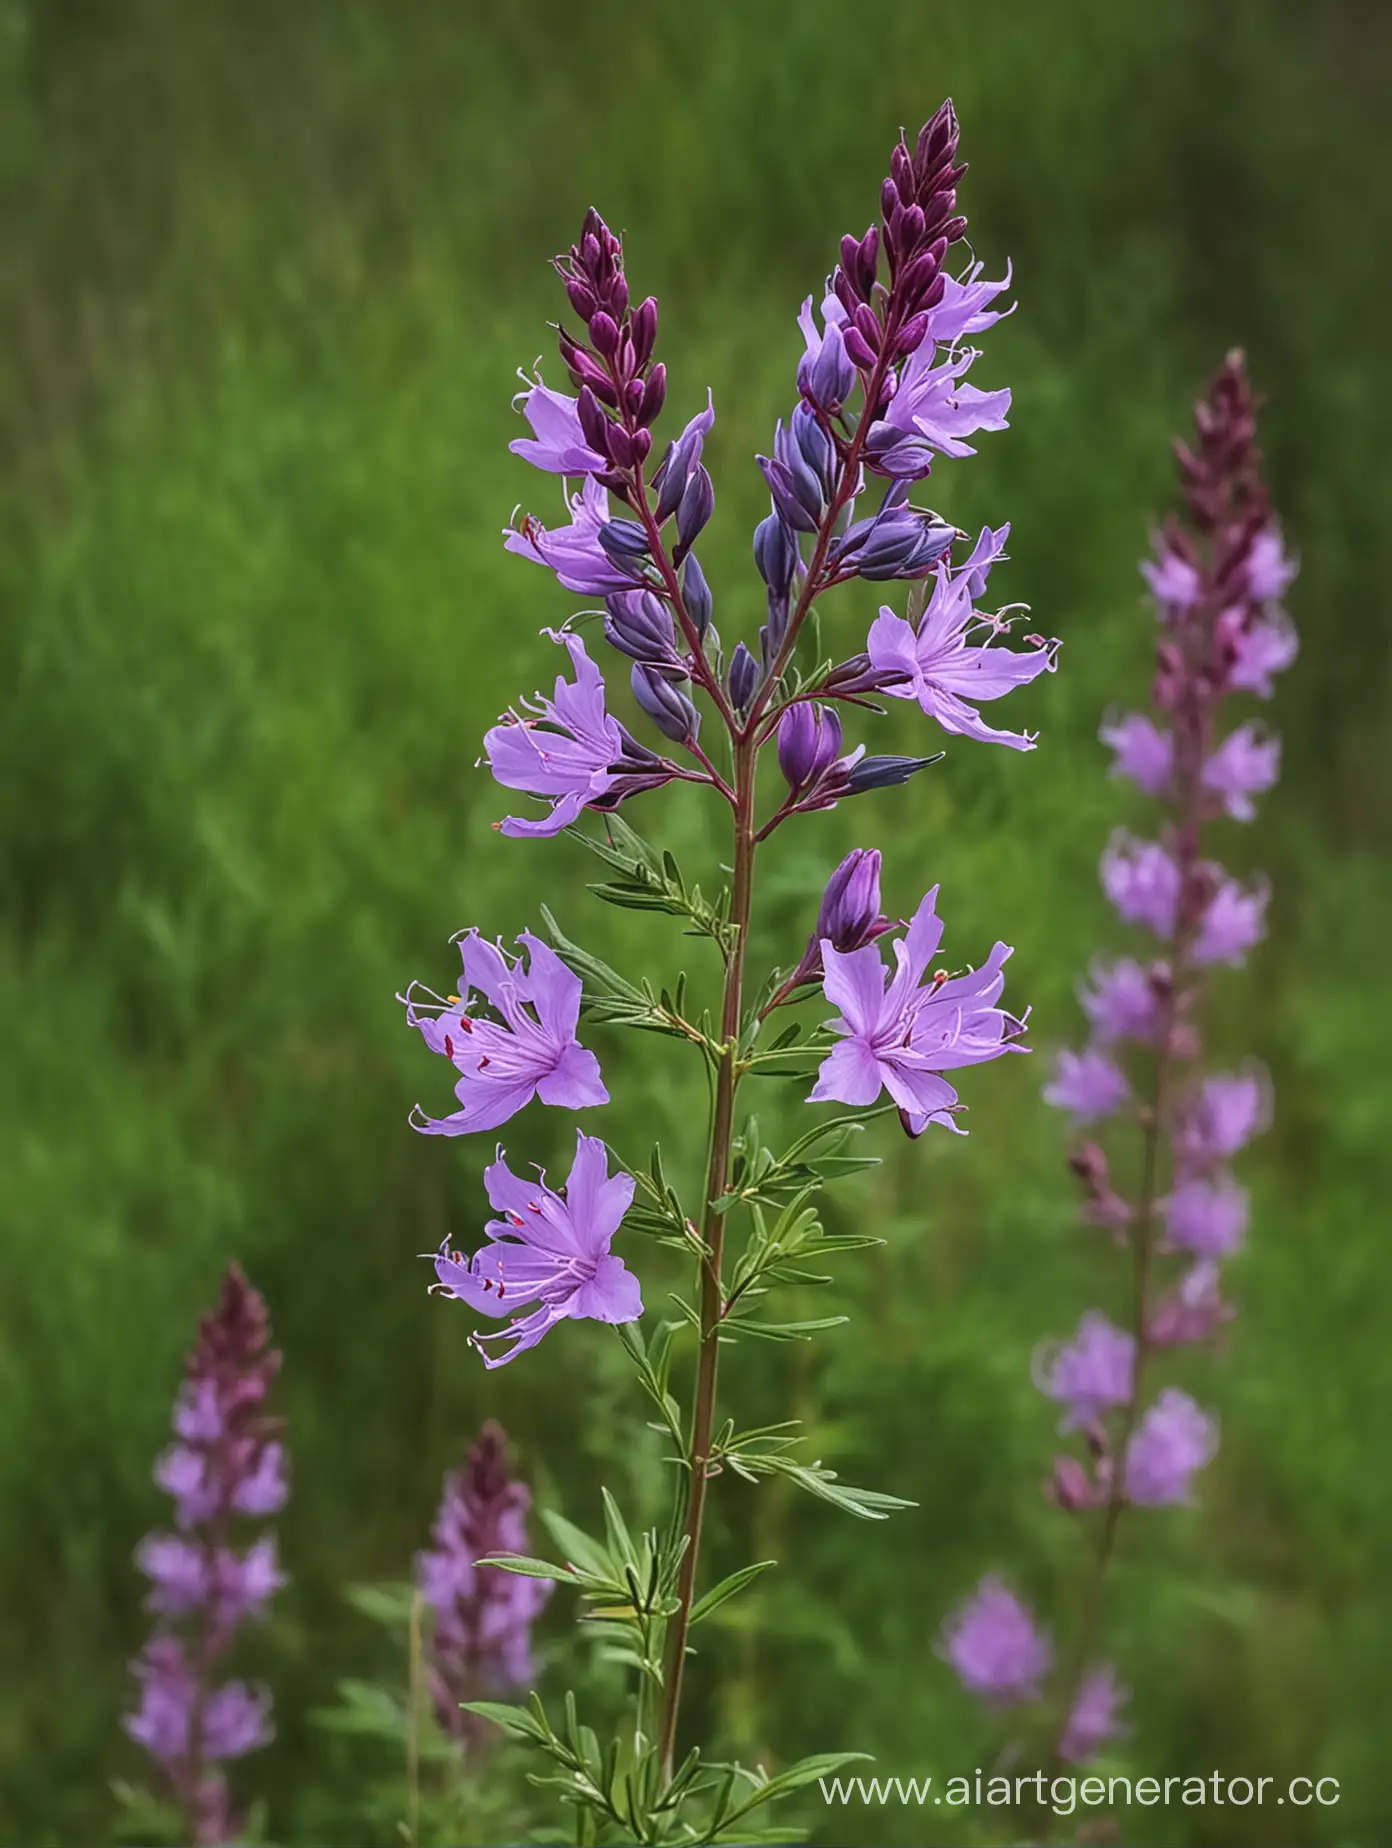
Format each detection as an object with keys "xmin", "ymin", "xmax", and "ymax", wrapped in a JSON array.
[{"xmin": 1, "ymin": 1, "xmax": 1390, "ymax": 1844}]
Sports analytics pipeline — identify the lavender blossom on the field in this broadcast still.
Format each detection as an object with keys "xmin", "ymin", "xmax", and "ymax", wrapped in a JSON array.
[
  {"xmin": 1202, "ymin": 721, "xmax": 1281, "ymax": 820},
  {"xmin": 429, "ymin": 1131, "xmax": 642, "ymax": 1367},
  {"xmin": 809, "ymin": 886, "xmax": 1026, "ymax": 1136},
  {"xmin": 1034, "ymin": 1314, "xmax": 1136, "ymax": 1430},
  {"xmin": 1042, "ymin": 1047, "xmax": 1131, "ymax": 1122},
  {"xmin": 864, "ymin": 342, "xmax": 1012, "ymax": 477},
  {"xmin": 484, "ymin": 630, "xmax": 676, "ymax": 837},
  {"xmin": 1060, "ymin": 1665, "xmax": 1129, "ymax": 1764},
  {"xmin": 1174, "ymin": 1069, "xmax": 1270, "ymax": 1172},
  {"xmin": 417, "ymin": 1423, "xmax": 552, "ymax": 1740},
  {"xmin": 1164, "ymin": 1173, "xmax": 1249, "ymax": 1257},
  {"xmin": 509, "ymin": 371, "xmax": 608, "ymax": 475},
  {"xmin": 1191, "ymin": 872, "xmax": 1268, "ymax": 965},
  {"xmin": 124, "ymin": 1267, "xmax": 286, "ymax": 1847},
  {"xmin": 1123, "ymin": 1389, "xmax": 1218, "ymax": 1505},
  {"xmin": 867, "ymin": 525, "xmax": 1057, "ymax": 749},
  {"xmin": 938, "ymin": 1577, "xmax": 1052, "ymax": 1705},
  {"xmin": 1101, "ymin": 712, "xmax": 1173, "ymax": 796},
  {"xmin": 505, "ymin": 477, "xmax": 645, "ymax": 597},
  {"xmin": 1147, "ymin": 1258, "xmax": 1235, "ymax": 1346},
  {"xmin": 1078, "ymin": 958, "xmax": 1166, "ymax": 1045},
  {"xmin": 402, "ymin": 929, "xmax": 607, "ymax": 1136}
]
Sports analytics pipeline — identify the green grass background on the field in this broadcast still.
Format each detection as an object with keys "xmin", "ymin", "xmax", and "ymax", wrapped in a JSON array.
[{"xmin": 1, "ymin": 1, "xmax": 1390, "ymax": 1842}]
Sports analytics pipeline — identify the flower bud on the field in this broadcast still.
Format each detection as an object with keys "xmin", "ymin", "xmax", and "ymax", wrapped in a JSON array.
[
  {"xmin": 604, "ymin": 590, "xmax": 679, "ymax": 667},
  {"xmin": 588, "ymin": 311, "xmax": 620, "ymax": 359},
  {"xmin": 631, "ymin": 662, "xmax": 699, "ymax": 743},
  {"xmin": 674, "ymin": 464, "xmax": 714, "ymax": 557},
  {"xmin": 636, "ymin": 362, "xmax": 666, "ymax": 428},
  {"xmin": 753, "ymin": 512, "xmax": 799, "ymax": 596},
  {"xmin": 727, "ymin": 641, "xmax": 760, "ymax": 713},
  {"xmin": 845, "ymin": 752, "xmax": 943, "ymax": 794},
  {"xmin": 681, "ymin": 554, "xmax": 713, "ymax": 641},
  {"xmin": 595, "ymin": 517, "xmax": 650, "ymax": 563},
  {"xmin": 1050, "ymin": 1455, "xmax": 1100, "ymax": 1511},
  {"xmin": 777, "ymin": 702, "xmax": 843, "ymax": 793},
  {"xmin": 757, "ymin": 454, "xmax": 820, "ymax": 534},
  {"xmin": 630, "ymin": 297, "xmax": 659, "ymax": 367},
  {"xmin": 815, "ymin": 848, "xmax": 887, "ymax": 951}
]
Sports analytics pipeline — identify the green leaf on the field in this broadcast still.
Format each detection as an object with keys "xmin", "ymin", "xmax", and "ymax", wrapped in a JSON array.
[
  {"xmin": 722, "ymin": 1313, "xmax": 849, "ymax": 1342},
  {"xmin": 690, "ymin": 1559, "xmax": 777, "ymax": 1625},
  {"xmin": 474, "ymin": 1552, "xmax": 577, "ymax": 1582},
  {"xmin": 719, "ymin": 1751, "xmax": 875, "ymax": 1829},
  {"xmin": 742, "ymin": 1453, "xmax": 916, "ymax": 1520},
  {"xmin": 539, "ymin": 1510, "xmax": 614, "ymax": 1580},
  {"xmin": 461, "ymin": 1699, "xmax": 550, "ymax": 1743}
]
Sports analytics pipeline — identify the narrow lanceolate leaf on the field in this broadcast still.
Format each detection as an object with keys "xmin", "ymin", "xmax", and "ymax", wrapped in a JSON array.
[
  {"xmin": 690, "ymin": 1560, "xmax": 778, "ymax": 1625},
  {"xmin": 722, "ymin": 1313, "xmax": 850, "ymax": 1342},
  {"xmin": 473, "ymin": 1553, "xmax": 579, "ymax": 1582},
  {"xmin": 538, "ymin": 1509, "xmax": 614, "ymax": 1581},
  {"xmin": 718, "ymin": 1751, "xmax": 875, "ymax": 1829},
  {"xmin": 737, "ymin": 1452, "xmax": 917, "ymax": 1520},
  {"xmin": 460, "ymin": 1699, "xmax": 550, "ymax": 1744}
]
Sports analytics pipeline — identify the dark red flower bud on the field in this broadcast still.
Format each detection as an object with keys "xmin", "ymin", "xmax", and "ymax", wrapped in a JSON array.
[{"xmin": 589, "ymin": 312, "xmax": 620, "ymax": 359}]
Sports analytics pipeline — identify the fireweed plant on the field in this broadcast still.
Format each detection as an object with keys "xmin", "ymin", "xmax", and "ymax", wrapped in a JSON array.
[
  {"xmin": 401, "ymin": 102, "xmax": 1056, "ymax": 1841},
  {"xmin": 940, "ymin": 356, "xmax": 1295, "ymax": 1783},
  {"xmin": 120, "ymin": 1266, "xmax": 288, "ymax": 1847}
]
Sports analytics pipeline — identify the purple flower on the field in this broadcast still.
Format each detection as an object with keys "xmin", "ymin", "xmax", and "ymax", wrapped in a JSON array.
[
  {"xmin": 922, "ymin": 259, "xmax": 1013, "ymax": 346},
  {"xmin": 1164, "ymin": 1173, "xmax": 1248, "ymax": 1257},
  {"xmin": 1148, "ymin": 1259, "xmax": 1235, "ymax": 1346},
  {"xmin": 137, "ymin": 1534, "xmax": 286, "ymax": 1629},
  {"xmin": 1078, "ymin": 958, "xmax": 1165, "ymax": 1044},
  {"xmin": 1034, "ymin": 1313, "xmax": 1135, "ymax": 1430},
  {"xmin": 1042, "ymin": 1047, "xmax": 1131, "ymax": 1122},
  {"xmin": 1141, "ymin": 543, "xmax": 1202, "ymax": 611},
  {"xmin": 125, "ymin": 1639, "xmax": 273, "ymax": 1766},
  {"xmin": 484, "ymin": 629, "xmax": 674, "ymax": 838},
  {"xmin": 867, "ymin": 526, "xmax": 1057, "ymax": 750},
  {"xmin": 1100, "ymin": 832, "xmax": 1181, "ymax": 937},
  {"xmin": 1060, "ymin": 1665, "xmax": 1129, "ymax": 1764},
  {"xmin": 809, "ymin": 885, "xmax": 1026, "ymax": 1136},
  {"xmin": 417, "ymin": 1423, "xmax": 551, "ymax": 1738},
  {"xmin": 509, "ymin": 371, "xmax": 607, "ymax": 475},
  {"xmin": 1101, "ymin": 712, "xmax": 1173, "ymax": 796},
  {"xmin": 1123, "ymin": 1388, "xmax": 1218, "ymax": 1504},
  {"xmin": 1192, "ymin": 873, "xmax": 1268, "ymax": 965},
  {"xmin": 796, "ymin": 291, "xmax": 854, "ymax": 411},
  {"xmin": 777, "ymin": 702, "xmax": 845, "ymax": 794},
  {"xmin": 1246, "ymin": 524, "xmax": 1297, "ymax": 602},
  {"xmin": 866, "ymin": 345, "xmax": 1011, "ymax": 477},
  {"xmin": 1203, "ymin": 721, "xmax": 1280, "ymax": 821},
  {"xmin": 429, "ymin": 1131, "xmax": 642, "ymax": 1367},
  {"xmin": 505, "ymin": 477, "xmax": 643, "ymax": 597},
  {"xmin": 402, "ymin": 930, "xmax": 607, "ymax": 1137},
  {"xmin": 125, "ymin": 1268, "xmax": 285, "ymax": 1846},
  {"xmin": 1222, "ymin": 608, "xmax": 1299, "ymax": 697},
  {"xmin": 938, "ymin": 1576, "xmax": 1052, "ymax": 1705},
  {"xmin": 1175, "ymin": 1069, "xmax": 1270, "ymax": 1172}
]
